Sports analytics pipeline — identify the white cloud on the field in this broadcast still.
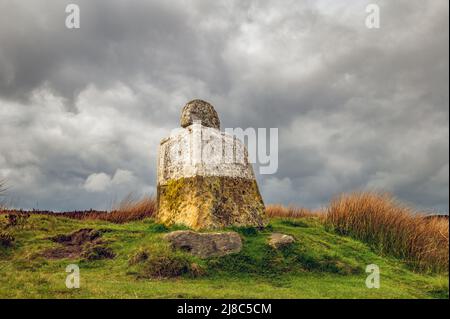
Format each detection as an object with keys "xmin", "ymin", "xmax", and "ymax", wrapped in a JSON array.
[
  {"xmin": 83, "ymin": 169, "xmax": 137, "ymax": 192},
  {"xmin": 84, "ymin": 173, "xmax": 111, "ymax": 192},
  {"xmin": 111, "ymin": 169, "xmax": 136, "ymax": 185}
]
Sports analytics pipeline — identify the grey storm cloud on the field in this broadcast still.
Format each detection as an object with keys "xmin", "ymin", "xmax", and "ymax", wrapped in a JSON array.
[{"xmin": 0, "ymin": 0, "xmax": 448, "ymax": 212}]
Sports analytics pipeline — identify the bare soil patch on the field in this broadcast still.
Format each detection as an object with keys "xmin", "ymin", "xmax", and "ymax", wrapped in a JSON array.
[{"xmin": 42, "ymin": 228, "xmax": 115, "ymax": 260}]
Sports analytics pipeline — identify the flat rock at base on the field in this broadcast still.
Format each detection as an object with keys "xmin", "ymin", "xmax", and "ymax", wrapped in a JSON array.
[
  {"xmin": 164, "ymin": 230, "xmax": 242, "ymax": 258},
  {"xmin": 268, "ymin": 233, "xmax": 295, "ymax": 249}
]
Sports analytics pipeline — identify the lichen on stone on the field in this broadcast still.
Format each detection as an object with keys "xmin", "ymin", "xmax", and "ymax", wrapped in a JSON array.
[
  {"xmin": 157, "ymin": 176, "xmax": 266, "ymax": 230},
  {"xmin": 180, "ymin": 99, "xmax": 220, "ymax": 130},
  {"xmin": 156, "ymin": 99, "xmax": 266, "ymax": 230}
]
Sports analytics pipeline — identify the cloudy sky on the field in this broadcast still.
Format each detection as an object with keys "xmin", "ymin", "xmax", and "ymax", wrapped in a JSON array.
[{"xmin": 0, "ymin": 0, "xmax": 448, "ymax": 212}]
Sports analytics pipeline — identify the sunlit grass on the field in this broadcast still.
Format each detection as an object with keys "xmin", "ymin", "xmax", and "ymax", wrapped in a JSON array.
[
  {"xmin": 267, "ymin": 192, "xmax": 449, "ymax": 273},
  {"xmin": 0, "ymin": 214, "xmax": 447, "ymax": 298},
  {"xmin": 325, "ymin": 192, "xmax": 448, "ymax": 272}
]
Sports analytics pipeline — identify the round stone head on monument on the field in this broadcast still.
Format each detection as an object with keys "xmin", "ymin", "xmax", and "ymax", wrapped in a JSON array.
[{"xmin": 180, "ymin": 99, "xmax": 220, "ymax": 130}]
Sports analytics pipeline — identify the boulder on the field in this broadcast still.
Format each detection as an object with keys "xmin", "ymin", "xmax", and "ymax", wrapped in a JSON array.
[
  {"xmin": 164, "ymin": 230, "xmax": 242, "ymax": 258},
  {"xmin": 268, "ymin": 233, "xmax": 295, "ymax": 249}
]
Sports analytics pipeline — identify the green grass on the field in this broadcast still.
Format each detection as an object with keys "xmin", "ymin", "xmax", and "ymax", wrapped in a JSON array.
[{"xmin": 0, "ymin": 214, "xmax": 447, "ymax": 298}]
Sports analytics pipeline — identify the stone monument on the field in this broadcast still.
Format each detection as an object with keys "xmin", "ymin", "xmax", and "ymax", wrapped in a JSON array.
[{"xmin": 156, "ymin": 99, "xmax": 266, "ymax": 230}]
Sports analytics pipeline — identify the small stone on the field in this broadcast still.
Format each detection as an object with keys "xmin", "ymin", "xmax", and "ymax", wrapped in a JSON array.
[
  {"xmin": 180, "ymin": 99, "xmax": 220, "ymax": 130},
  {"xmin": 164, "ymin": 230, "xmax": 242, "ymax": 258},
  {"xmin": 268, "ymin": 233, "xmax": 295, "ymax": 249}
]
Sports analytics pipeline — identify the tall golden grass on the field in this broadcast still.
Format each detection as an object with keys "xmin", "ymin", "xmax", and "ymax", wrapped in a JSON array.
[
  {"xmin": 107, "ymin": 194, "xmax": 157, "ymax": 223},
  {"xmin": 325, "ymin": 192, "xmax": 449, "ymax": 272},
  {"xmin": 66, "ymin": 195, "xmax": 157, "ymax": 223},
  {"xmin": 266, "ymin": 204, "xmax": 321, "ymax": 219}
]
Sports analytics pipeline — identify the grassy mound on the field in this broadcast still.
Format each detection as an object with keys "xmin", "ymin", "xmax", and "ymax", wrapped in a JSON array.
[{"xmin": 0, "ymin": 213, "xmax": 447, "ymax": 298}]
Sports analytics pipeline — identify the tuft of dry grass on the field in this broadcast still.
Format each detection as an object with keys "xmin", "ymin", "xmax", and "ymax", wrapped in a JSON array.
[
  {"xmin": 325, "ymin": 192, "xmax": 449, "ymax": 272},
  {"xmin": 266, "ymin": 204, "xmax": 322, "ymax": 219},
  {"xmin": 70, "ymin": 194, "xmax": 157, "ymax": 223},
  {"xmin": 0, "ymin": 232, "xmax": 15, "ymax": 248},
  {"xmin": 106, "ymin": 194, "xmax": 157, "ymax": 223}
]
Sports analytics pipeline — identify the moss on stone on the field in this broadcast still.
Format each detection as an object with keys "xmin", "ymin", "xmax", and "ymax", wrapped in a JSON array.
[{"xmin": 156, "ymin": 176, "xmax": 266, "ymax": 230}]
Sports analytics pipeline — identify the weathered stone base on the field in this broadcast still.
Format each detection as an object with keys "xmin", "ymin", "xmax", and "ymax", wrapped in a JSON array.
[{"xmin": 156, "ymin": 176, "xmax": 266, "ymax": 230}]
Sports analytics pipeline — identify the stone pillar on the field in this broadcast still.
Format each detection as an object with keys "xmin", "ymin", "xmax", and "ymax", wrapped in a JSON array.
[{"xmin": 156, "ymin": 99, "xmax": 266, "ymax": 230}]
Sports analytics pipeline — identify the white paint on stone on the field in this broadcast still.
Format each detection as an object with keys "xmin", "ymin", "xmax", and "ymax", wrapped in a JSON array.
[{"xmin": 157, "ymin": 122, "xmax": 255, "ymax": 186}]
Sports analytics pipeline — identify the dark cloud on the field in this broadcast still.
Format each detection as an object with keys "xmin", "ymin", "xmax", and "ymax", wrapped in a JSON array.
[{"xmin": 0, "ymin": 0, "xmax": 448, "ymax": 212}]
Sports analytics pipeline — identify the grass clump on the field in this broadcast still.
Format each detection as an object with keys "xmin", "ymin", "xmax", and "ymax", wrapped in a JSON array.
[
  {"xmin": 81, "ymin": 245, "xmax": 115, "ymax": 261},
  {"xmin": 140, "ymin": 254, "xmax": 199, "ymax": 279},
  {"xmin": 427, "ymin": 281, "xmax": 450, "ymax": 299},
  {"xmin": 207, "ymin": 245, "xmax": 282, "ymax": 276},
  {"xmin": 3, "ymin": 213, "xmax": 30, "ymax": 229},
  {"xmin": 230, "ymin": 226, "xmax": 259, "ymax": 236},
  {"xmin": 147, "ymin": 223, "xmax": 169, "ymax": 233},
  {"xmin": 129, "ymin": 247, "xmax": 206, "ymax": 279},
  {"xmin": 108, "ymin": 194, "xmax": 157, "ymax": 223},
  {"xmin": 129, "ymin": 249, "xmax": 149, "ymax": 265},
  {"xmin": 280, "ymin": 219, "xmax": 309, "ymax": 228},
  {"xmin": 0, "ymin": 232, "xmax": 15, "ymax": 248},
  {"xmin": 326, "ymin": 192, "xmax": 449, "ymax": 272}
]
